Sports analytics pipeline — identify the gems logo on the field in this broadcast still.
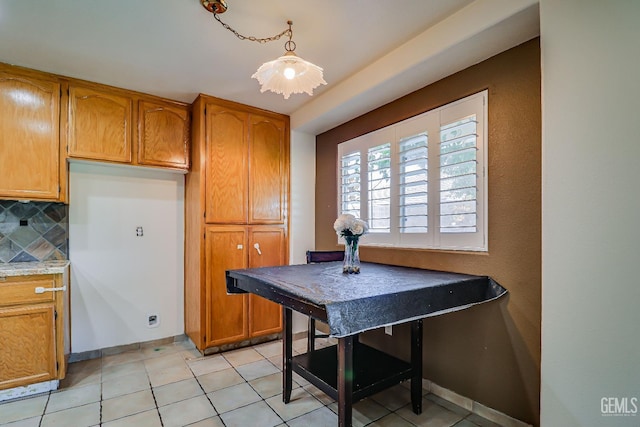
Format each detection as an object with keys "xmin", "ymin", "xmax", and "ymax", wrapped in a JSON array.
[{"xmin": 601, "ymin": 397, "xmax": 638, "ymax": 417}]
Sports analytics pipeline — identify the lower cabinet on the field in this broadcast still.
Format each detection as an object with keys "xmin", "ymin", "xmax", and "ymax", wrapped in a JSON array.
[
  {"xmin": 204, "ymin": 225, "xmax": 284, "ymax": 348},
  {"xmin": 248, "ymin": 228, "xmax": 285, "ymax": 337},
  {"xmin": 0, "ymin": 274, "xmax": 69, "ymax": 390}
]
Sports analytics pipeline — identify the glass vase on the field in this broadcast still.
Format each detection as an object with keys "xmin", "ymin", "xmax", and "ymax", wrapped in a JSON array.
[{"xmin": 343, "ymin": 236, "xmax": 361, "ymax": 274}]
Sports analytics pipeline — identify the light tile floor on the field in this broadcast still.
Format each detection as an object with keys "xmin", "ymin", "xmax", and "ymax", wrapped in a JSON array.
[{"xmin": 0, "ymin": 337, "xmax": 503, "ymax": 427}]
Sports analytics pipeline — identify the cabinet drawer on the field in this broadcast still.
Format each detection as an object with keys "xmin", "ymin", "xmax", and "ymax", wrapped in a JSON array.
[{"xmin": 0, "ymin": 276, "xmax": 56, "ymax": 306}]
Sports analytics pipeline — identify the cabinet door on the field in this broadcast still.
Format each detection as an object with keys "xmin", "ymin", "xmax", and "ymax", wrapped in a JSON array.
[
  {"xmin": 138, "ymin": 100, "xmax": 190, "ymax": 170},
  {"xmin": 249, "ymin": 114, "xmax": 286, "ymax": 224},
  {"xmin": 68, "ymin": 86, "xmax": 132, "ymax": 163},
  {"xmin": 205, "ymin": 104, "xmax": 248, "ymax": 224},
  {"xmin": 205, "ymin": 226, "xmax": 248, "ymax": 347},
  {"xmin": 248, "ymin": 226, "xmax": 284, "ymax": 337},
  {"xmin": 0, "ymin": 72, "xmax": 60, "ymax": 200},
  {"xmin": 0, "ymin": 304, "xmax": 56, "ymax": 390}
]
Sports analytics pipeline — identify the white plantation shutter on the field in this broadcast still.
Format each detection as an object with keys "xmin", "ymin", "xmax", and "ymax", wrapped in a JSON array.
[
  {"xmin": 439, "ymin": 116, "xmax": 478, "ymax": 233},
  {"xmin": 340, "ymin": 151, "xmax": 361, "ymax": 217},
  {"xmin": 368, "ymin": 143, "xmax": 391, "ymax": 233},
  {"xmin": 337, "ymin": 90, "xmax": 487, "ymax": 251},
  {"xmin": 398, "ymin": 132, "xmax": 428, "ymax": 233},
  {"xmin": 437, "ymin": 93, "xmax": 486, "ymax": 250}
]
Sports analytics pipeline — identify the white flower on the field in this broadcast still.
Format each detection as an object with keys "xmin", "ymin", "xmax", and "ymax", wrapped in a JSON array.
[
  {"xmin": 352, "ymin": 223, "xmax": 364, "ymax": 235},
  {"xmin": 334, "ymin": 214, "xmax": 355, "ymax": 233},
  {"xmin": 334, "ymin": 214, "xmax": 368, "ymax": 237}
]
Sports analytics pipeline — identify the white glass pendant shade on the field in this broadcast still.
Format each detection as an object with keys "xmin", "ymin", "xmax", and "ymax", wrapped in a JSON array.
[{"xmin": 252, "ymin": 51, "xmax": 327, "ymax": 99}]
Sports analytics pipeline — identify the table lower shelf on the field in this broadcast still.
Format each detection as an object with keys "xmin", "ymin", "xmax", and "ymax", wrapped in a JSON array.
[{"xmin": 292, "ymin": 342, "xmax": 413, "ymax": 403}]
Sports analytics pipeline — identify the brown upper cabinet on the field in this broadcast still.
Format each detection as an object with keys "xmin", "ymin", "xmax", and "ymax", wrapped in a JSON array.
[
  {"xmin": 205, "ymin": 103, "xmax": 286, "ymax": 224},
  {"xmin": 0, "ymin": 61, "xmax": 191, "ymax": 203},
  {"xmin": 0, "ymin": 69, "xmax": 63, "ymax": 202},
  {"xmin": 248, "ymin": 114, "xmax": 287, "ymax": 224},
  {"xmin": 138, "ymin": 100, "xmax": 190, "ymax": 170},
  {"xmin": 67, "ymin": 84, "xmax": 190, "ymax": 171},
  {"xmin": 68, "ymin": 85, "xmax": 133, "ymax": 163},
  {"xmin": 205, "ymin": 104, "xmax": 249, "ymax": 223}
]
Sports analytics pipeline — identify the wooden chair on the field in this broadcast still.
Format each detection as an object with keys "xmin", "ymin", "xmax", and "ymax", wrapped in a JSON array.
[{"xmin": 305, "ymin": 250, "xmax": 344, "ymax": 351}]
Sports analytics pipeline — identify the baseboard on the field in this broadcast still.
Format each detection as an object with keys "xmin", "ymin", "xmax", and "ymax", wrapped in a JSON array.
[
  {"xmin": 68, "ymin": 334, "xmax": 188, "ymax": 363},
  {"xmin": 0, "ymin": 380, "xmax": 59, "ymax": 403},
  {"xmin": 426, "ymin": 379, "xmax": 532, "ymax": 427},
  {"xmin": 202, "ymin": 333, "xmax": 282, "ymax": 356},
  {"xmin": 293, "ymin": 331, "xmax": 307, "ymax": 341}
]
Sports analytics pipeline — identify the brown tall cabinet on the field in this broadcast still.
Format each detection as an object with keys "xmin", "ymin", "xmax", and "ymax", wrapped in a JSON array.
[{"xmin": 185, "ymin": 95, "xmax": 289, "ymax": 352}]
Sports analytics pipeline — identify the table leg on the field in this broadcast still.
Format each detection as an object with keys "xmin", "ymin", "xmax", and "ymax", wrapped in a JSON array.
[
  {"xmin": 283, "ymin": 307, "xmax": 293, "ymax": 403},
  {"xmin": 337, "ymin": 335, "xmax": 354, "ymax": 427},
  {"xmin": 411, "ymin": 319, "xmax": 423, "ymax": 414},
  {"xmin": 307, "ymin": 318, "xmax": 316, "ymax": 352}
]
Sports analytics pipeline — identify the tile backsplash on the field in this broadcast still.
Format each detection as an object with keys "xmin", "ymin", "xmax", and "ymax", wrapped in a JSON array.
[{"xmin": 0, "ymin": 201, "xmax": 68, "ymax": 263}]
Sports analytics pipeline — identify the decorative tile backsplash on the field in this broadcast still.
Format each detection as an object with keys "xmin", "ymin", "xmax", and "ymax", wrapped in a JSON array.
[{"xmin": 0, "ymin": 201, "xmax": 68, "ymax": 263}]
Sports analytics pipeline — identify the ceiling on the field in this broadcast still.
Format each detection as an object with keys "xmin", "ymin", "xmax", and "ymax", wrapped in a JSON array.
[{"xmin": 0, "ymin": 0, "xmax": 539, "ymax": 135}]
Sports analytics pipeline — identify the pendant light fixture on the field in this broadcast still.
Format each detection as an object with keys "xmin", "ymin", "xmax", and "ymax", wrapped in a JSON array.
[{"xmin": 201, "ymin": 0, "xmax": 326, "ymax": 99}]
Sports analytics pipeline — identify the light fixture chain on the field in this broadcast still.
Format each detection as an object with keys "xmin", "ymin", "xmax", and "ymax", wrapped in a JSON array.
[{"xmin": 213, "ymin": 13, "xmax": 291, "ymax": 44}]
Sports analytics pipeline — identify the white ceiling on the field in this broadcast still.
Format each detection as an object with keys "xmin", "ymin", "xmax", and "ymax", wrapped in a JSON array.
[{"xmin": 0, "ymin": 0, "xmax": 539, "ymax": 135}]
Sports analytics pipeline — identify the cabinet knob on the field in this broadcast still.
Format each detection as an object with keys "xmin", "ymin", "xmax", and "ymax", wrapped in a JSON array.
[
  {"xmin": 237, "ymin": 244, "xmax": 243, "ymax": 250},
  {"xmin": 253, "ymin": 243, "xmax": 262, "ymax": 255}
]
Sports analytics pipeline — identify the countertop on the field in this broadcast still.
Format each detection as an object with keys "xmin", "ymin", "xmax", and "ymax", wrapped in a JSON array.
[{"xmin": 0, "ymin": 260, "xmax": 70, "ymax": 277}]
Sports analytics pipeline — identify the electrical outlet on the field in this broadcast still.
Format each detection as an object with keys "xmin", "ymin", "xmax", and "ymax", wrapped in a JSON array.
[
  {"xmin": 385, "ymin": 325, "xmax": 393, "ymax": 336},
  {"xmin": 136, "ymin": 226, "xmax": 144, "ymax": 237},
  {"xmin": 147, "ymin": 313, "xmax": 160, "ymax": 328}
]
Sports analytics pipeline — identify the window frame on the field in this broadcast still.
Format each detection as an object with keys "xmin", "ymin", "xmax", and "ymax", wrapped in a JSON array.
[{"xmin": 337, "ymin": 90, "xmax": 488, "ymax": 252}]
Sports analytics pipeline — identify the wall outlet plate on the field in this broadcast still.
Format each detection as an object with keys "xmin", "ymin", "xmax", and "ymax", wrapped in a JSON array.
[{"xmin": 147, "ymin": 313, "xmax": 160, "ymax": 328}]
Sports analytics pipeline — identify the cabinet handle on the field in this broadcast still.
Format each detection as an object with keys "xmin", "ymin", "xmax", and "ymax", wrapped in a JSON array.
[
  {"xmin": 253, "ymin": 243, "xmax": 262, "ymax": 255},
  {"xmin": 34, "ymin": 286, "xmax": 67, "ymax": 294}
]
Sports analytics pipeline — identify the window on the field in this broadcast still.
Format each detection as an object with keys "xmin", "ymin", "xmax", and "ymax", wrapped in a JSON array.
[{"xmin": 337, "ymin": 91, "xmax": 487, "ymax": 251}]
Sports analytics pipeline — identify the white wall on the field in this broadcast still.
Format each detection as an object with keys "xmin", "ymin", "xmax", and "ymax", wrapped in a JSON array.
[
  {"xmin": 541, "ymin": 1, "xmax": 640, "ymax": 425},
  {"xmin": 289, "ymin": 130, "xmax": 316, "ymax": 333},
  {"xmin": 69, "ymin": 162, "xmax": 185, "ymax": 353}
]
